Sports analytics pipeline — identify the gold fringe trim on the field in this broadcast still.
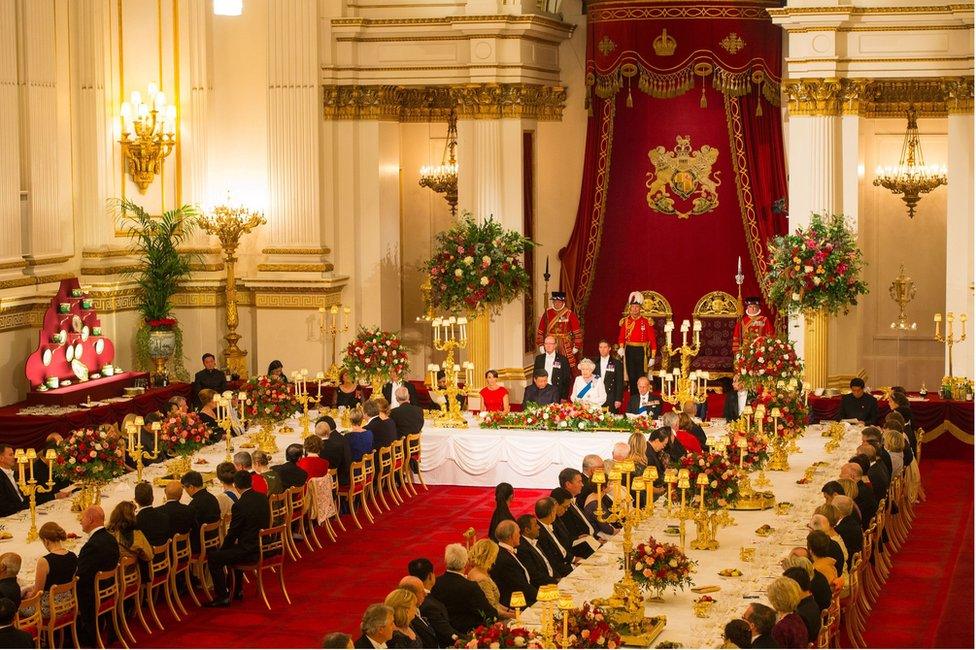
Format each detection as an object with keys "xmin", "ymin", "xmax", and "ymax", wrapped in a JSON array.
[{"xmin": 590, "ymin": 62, "xmax": 781, "ymax": 105}]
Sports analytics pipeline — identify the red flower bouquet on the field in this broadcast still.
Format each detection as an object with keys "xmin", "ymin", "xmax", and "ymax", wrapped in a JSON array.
[
  {"xmin": 54, "ymin": 428, "xmax": 128, "ymax": 483},
  {"xmin": 480, "ymin": 402, "xmax": 652, "ymax": 433},
  {"xmin": 752, "ymin": 385, "xmax": 809, "ymax": 439},
  {"xmin": 342, "ymin": 327, "xmax": 409, "ymax": 386},
  {"xmin": 563, "ymin": 603, "xmax": 622, "ymax": 649},
  {"xmin": 453, "ymin": 622, "xmax": 543, "ymax": 648},
  {"xmin": 734, "ymin": 335, "xmax": 804, "ymax": 393},
  {"xmin": 145, "ymin": 317, "xmax": 178, "ymax": 331},
  {"xmin": 679, "ymin": 451, "xmax": 741, "ymax": 510},
  {"xmin": 724, "ymin": 417, "xmax": 769, "ymax": 470},
  {"xmin": 240, "ymin": 375, "xmax": 301, "ymax": 424},
  {"xmin": 158, "ymin": 412, "xmax": 212, "ymax": 457},
  {"xmin": 627, "ymin": 536, "xmax": 696, "ymax": 595}
]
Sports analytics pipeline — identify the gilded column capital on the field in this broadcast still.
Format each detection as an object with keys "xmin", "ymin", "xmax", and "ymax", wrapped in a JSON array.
[
  {"xmin": 943, "ymin": 77, "xmax": 974, "ymax": 114},
  {"xmin": 785, "ymin": 78, "xmax": 845, "ymax": 116}
]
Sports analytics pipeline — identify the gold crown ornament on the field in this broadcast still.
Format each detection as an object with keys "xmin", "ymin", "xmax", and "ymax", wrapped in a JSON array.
[{"xmin": 653, "ymin": 29, "xmax": 677, "ymax": 56}]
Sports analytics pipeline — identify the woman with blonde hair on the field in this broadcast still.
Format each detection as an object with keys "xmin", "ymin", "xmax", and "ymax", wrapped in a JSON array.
[
  {"xmin": 384, "ymin": 588, "xmax": 422, "ymax": 648},
  {"xmin": 766, "ymin": 576, "xmax": 809, "ymax": 648},
  {"xmin": 836, "ymin": 477, "xmax": 863, "ymax": 521},
  {"xmin": 882, "ymin": 429, "xmax": 906, "ymax": 477},
  {"xmin": 466, "ymin": 539, "xmax": 514, "ymax": 619},
  {"xmin": 626, "ymin": 432, "xmax": 649, "ymax": 475}
]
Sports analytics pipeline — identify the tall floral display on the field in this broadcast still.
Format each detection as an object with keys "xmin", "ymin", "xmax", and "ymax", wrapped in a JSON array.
[
  {"xmin": 55, "ymin": 427, "xmax": 128, "ymax": 510},
  {"xmin": 342, "ymin": 327, "xmax": 409, "ymax": 396},
  {"xmin": 240, "ymin": 374, "xmax": 301, "ymax": 452},
  {"xmin": 157, "ymin": 411, "xmax": 212, "ymax": 477}
]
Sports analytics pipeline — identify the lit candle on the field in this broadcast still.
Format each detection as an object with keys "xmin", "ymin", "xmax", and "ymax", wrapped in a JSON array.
[
  {"xmin": 696, "ymin": 472, "xmax": 708, "ymax": 511},
  {"xmin": 737, "ymin": 436, "xmax": 747, "ymax": 467},
  {"xmin": 15, "ymin": 451, "xmax": 26, "ymax": 486},
  {"xmin": 737, "ymin": 256, "xmax": 742, "ymax": 278}
]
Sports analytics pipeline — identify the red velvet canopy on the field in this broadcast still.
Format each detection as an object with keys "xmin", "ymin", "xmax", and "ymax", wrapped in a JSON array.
[{"xmin": 559, "ymin": 0, "xmax": 788, "ymax": 355}]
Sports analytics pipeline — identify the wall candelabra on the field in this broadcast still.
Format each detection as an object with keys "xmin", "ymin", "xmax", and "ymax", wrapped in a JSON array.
[
  {"xmin": 318, "ymin": 306, "xmax": 351, "ymax": 384},
  {"xmin": 934, "ymin": 311, "xmax": 967, "ymax": 377}
]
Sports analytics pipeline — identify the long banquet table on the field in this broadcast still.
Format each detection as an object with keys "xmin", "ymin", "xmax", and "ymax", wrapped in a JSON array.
[{"xmin": 520, "ymin": 421, "xmax": 864, "ymax": 648}]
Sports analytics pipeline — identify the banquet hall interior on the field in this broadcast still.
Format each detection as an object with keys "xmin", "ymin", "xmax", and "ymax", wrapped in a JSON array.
[{"xmin": 0, "ymin": 0, "xmax": 972, "ymax": 648}]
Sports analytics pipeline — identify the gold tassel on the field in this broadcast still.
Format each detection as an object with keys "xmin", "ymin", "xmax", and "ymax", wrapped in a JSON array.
[
  {"xmin": 700, "ymin": 82, "xmax": 707, "ymax": 108},
  {"xmin": 755, "ymin": 79, "xmax": 763, "ymax": 117},
  {"xmin": 756, "ymin": 101, "xmax": 763, "ymax": 117},
  {"xmin": 626, "ymin": 81, "xmax": 633, "ymax": 108}
]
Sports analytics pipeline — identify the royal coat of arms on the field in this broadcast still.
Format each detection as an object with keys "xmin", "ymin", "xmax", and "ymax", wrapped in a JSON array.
[{"xmin": 645, "ymin": 135, "xmax": 721, "ymax": 219}]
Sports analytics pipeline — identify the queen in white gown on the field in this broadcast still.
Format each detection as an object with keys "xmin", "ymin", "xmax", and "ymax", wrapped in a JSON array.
[{"xmin": 570, "ymin": 358, "xmax": 607, "ymax": 407}]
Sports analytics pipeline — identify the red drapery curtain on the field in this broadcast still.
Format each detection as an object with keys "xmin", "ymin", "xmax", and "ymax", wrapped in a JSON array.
[{"xmin": 559, "ymin": 0, "xmax": 788, "ymax": 353}]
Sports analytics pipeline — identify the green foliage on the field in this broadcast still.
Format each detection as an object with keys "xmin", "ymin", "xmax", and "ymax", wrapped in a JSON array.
[{"xmin": 134, "ymin": 325, "xmax": 190, "ymax": 381}]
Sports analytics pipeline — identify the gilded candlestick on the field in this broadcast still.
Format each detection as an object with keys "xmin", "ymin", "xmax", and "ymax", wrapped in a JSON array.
[{"xmin": 15, "ymin": 448, "xmax": 56, "ymax": 542}]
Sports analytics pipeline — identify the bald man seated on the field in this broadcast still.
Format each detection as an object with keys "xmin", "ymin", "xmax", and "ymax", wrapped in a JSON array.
[
  {"xmin": 77, "ymin": 506, "xmax": 120, "ymax": 646},
  {"xmin": 161, "ymin": 480, "xmax": 196, "ymax": 538}
]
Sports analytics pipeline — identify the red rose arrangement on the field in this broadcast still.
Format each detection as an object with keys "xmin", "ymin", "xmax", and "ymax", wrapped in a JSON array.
[
  {"xmin": 54, "ymin": 428, "xmax": 128, "ymax": 483},
  {"xmin": 734, "ymin": 335, "xmax": 803, "ymax": 392},
  {"xmin": 563, "ymin": 603, "xmax": 622, "ymax": 649},
  {"xmin": 158, "ymin": 412, "xmax": 211, "ymax": 457},
  {"xmin": 342, "ymin": 327, "xmax": 409, "ymax": 386},
  {"xmin": 145, "ymin": 317, "xmax": 178, "ymax": 330},
  {"xmin": 453, "ymin": 622, "xmax": 543, "ymax": 649},
  {"xmin": 626, "ymin": 536, "xmax": 696, "ymax": 595},
  {"xmin": 678, "ymin": 451, "xmax": 741, "ymax": 510},
  {"xmin": 240, "ymin": 374, "xmax": 301, "ymax": 424},
  {"xmin": 724, "ymin": 417, "xmax": 769, "ymax": 470},
  {"xmin": 480, "ymin": 402, "xmax": 652, "ymax": 434},
  {"xmin": 752, "ymin": 385, "xmax": 809, "ymax": 439}
]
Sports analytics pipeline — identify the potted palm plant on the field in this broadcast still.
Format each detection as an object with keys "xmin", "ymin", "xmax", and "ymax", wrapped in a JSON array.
[{"xmin": 112, "ymin": 199, "xmax": 200, "ymax": 382}]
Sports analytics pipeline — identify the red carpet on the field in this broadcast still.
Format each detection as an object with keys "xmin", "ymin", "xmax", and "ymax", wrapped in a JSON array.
[
  {"xmin": 134, "ymin": 485, "xmax": 549, "ymax": 648},
  {"xmin": 862, "ymin": 458, "xmax": 974, "ymax": 649}
]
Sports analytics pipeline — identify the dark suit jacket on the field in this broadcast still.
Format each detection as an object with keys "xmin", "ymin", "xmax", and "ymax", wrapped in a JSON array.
[
  {"xmin": 320, "ymin": 432, "xmax": 352, "ymax": 482},
  {"xmin": 723, "ymin": 390, "xmax": 753, "ymax": 421},
  {"xmin": 536, "ymin": 524, "xmax": 573, "ymax": 576},
  {"xmin": 192, "ymin": 368, "xmax": 227, "ymax": 406},
  {"xmin": 626, "ymin": 392, "xmax": 663, "ymax": 417},
  {"xmin": 826, "ymin": 539, "xmax": 846, "ymax": 579},
  {"xmin": 837, "ymin": 393, "xmax": 879, "ymax": 424},
  {"xmin": 366, "ymin": 417, "xmax": 398, "ymax": 450},
  {"xmin": 868, "ymin": 462, "xmax": 890, "ymax": 499},
  {"xmin": 31, "ymin": 456, "xmax": 70, "ymax": 505},
  {"xmin": 835, "ymin": 516, "xmax": 863, "ymax": 568},
  {"xmin": 751, "ymin": 632, "xmax": 779, "ymax": 648},
  {"xmin": 354, "ymin": 635, "xmax": 379, "ymax": 649},
  {"xmin": 382, "ymin": 381, "xmax": 419, "ymax": 406},
  {"xmin": 411, "ymin": 613, "xmax": 439, "ymax": 649},
  {"xmin": 161, "ymin": 500, "xmax": 196, "ymax": 537},
  {"xmin": 517, "ymin": 539, "xmax": 559, "ymax": 589},
  {"xmin": 665, "ymin": 437, "xmax": 687, "ymax": 464},
  {"xmin": 0, "ymin": 471, "xmax": 26, "ymax": 518},
  {"xmin": 272, "ymin": 462, "xmax": 309, "ymax": 490},
  {"xmin": 76, "ymin": 528, "xmax": 120, "ymax": 616},
  {"xmin": 223, "ymin": 488, "xmax": 271, "ymax": 556},
  {"xmin": 429, "ymin": 571, "xmax": 496, "ymax": 634},
  {"xmin": 593, "ymin": 356, "xmax": 624, "ymax": 410},
  {"xmin": 390, "ymin": 403, "xmax": 425, "ymax": 438},
  {"xmin": 490, "ymin": 546, "xmax": 537, "ymax": 607},
  {"xmin": 0, "ymin": 624, "xmax": 34, "ymax": 648},
  {"xmin": 796, "ymin": 595, "xmax": 822, "ymax": 642},
  {"xmin": 0, "ymin": 577, "xmax": 21, "ymax": 610},
  {"xmin": 533, "ymin": 352, "xmax": 570, "ymax": 398},
  {"xmin": 854, "ymin": 483, "xmax": 878, "ymax": 528},
  {"xmin": 687, "ymin": 422, "xmax": 708, "ymax": 451},
  {"xmin": 523, "ymin": 384, "xmax": 560, "ymax": 406},
  {"xmin": 559, "ymin": 502, "xmax": 595, "ymax": 540},
  {"xmin": 136, "ymin": 506, "xmax": 171, "ymax": 547},
  {"xmin": 187, "ymin": 489, "xmax": 221, "ymax": 551},
  {"xmin": 554, "ymin": 516, "xmax": 593, "ymax": 559},
  {"xmin": 419, "ymin": 594, "xmax": 457, "ymax": 647}
]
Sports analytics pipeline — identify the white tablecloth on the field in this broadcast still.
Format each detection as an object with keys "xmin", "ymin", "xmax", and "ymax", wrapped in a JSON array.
[{"xmin": 519, "ymin": 422, "xmax": 864, "ymax": 648}]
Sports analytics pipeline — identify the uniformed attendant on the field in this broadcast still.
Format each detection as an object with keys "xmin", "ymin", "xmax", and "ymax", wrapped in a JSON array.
[
  {"xmin": 535, "ymin": 292, "xmax": 583, "ymax": 372},
  {"xmin": 617, "ymin": 292, "xmax": 656, "ymax": 395},
  {"xmin": 732, "ymin": 296, "xmax": 774, "ymax": 355}
]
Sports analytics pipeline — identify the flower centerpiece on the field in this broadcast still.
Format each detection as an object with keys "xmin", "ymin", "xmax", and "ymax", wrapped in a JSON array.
[
  {"xmin": 563, "ymin": 603, "xmax": 623, "ymax": 649},
  {"xmin": 342, "ymin": 327, "xmax": 410, "ymax": 397},
  {"xmin": 941, "ymin": 376, "xmax": 974, "ymax": 400},
  {"xmin": 626, "ymin": 536, "xmax": 696, "ymax": 599},
  {"xmin": 724, "ymin": 417, "xmax": 769, "ymax": 471},
  {"xmin": 480, "ymin": 402, "xmax": 653, "ymax": 433},
  {"xmin": 422, "ymin": 213, "xmax": 535, "ymax": 315},
  {"xmin": 452, "ymin": 622, "xmax": 543, "ymax": 649},
  {"xmin": 157, "ymin": 411, "xmax": 211, "ymax": 477},
  {"xmin": 240, "ymin": 374, "xmax": 302, "ymax": 452},
  {"xmin": 766, "ymin": 212, "xmax": 869, "ymax": 316},
  {"xmin": 678, "ymin": 452, "xmax": 740, "ymax": 510},
  {"xmin": 55, "ymin": 427, "xmax": 128, "ymax": 510},
  {"xmin": 734, "ymin": 335, "xmax": 804, "ymax": 393}
]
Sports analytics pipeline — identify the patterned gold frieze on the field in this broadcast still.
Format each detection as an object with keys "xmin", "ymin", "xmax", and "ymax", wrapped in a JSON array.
[
  {"xmin": 253, "ymin": 291, "xmax": 342, "ymax": 310},
  {"xmin": 0, "ymin": 259, "xmax": 27, "ymax": 270},
  {"xmin": 261, "ymin": 247, "xmax": 333, "ymax": 256},
  {"xmin": 786, "ymin": 77, "xmax": 974, "ymax": 116},
  {"xmin": 81, "ymin": 262, "xmax": 225, "ymax": 276},
  {"xmin": 0, "ymin": 273, "xmax": 73, "ymax": 290},
  {"xmin": 256, "ymin": 263, "xmax": 335, "ymax": 273},
  {"xmin": 785, "ymin": 78, "xmax": 845, "ymax": 116},
  {"xmin": 25, "ymin": 255, "xmax": 73, "ymax": 267},
  {"xmin": 323, "ymin": 83, "xmax": 567, "ymax": 122}
]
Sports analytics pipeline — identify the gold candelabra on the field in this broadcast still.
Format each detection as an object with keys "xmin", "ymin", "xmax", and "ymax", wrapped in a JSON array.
[
  {"xmin": 590, "ymin": 461, "xmax": 646, "ymax": 614},
  {"xmin": 889, "ymin": 266, "xmax": 918, "ymax": 331},
  {"xmin": 873, "ymin": 107, "xmax": 948, "ymax": 219},
  {"xmin": 199, "ymin": 204, "xmax": 266, "ymax": 380},
  {"xmin": 118, "ymin": 84, "xmax": 176, "ymax": 193},
  {"xmin": 688, "ymin": 473, "xmax": 735, "ymax": 550},
  {"xmin": 291, "ymin": 370, "xmax": 320, "ymax": 439},
  {"xmin": 934, "ymin": 311, "xmax": 967, "ymax": 377},
  {"xmin": 418, "ymin": 109, "xmax": 459, "ymax": 217},
  {"xmin": 318, "ymin": 306, "xmax": 351, "ymax": 384},
  {"xmin": 427, "ymin": 316, "xmax": 471, "ymax": 428},
  {"xmin": 725, "ymin": 428, "xmax": 775, "ymax": 511},
  {"xmin": 660, "ymin": 319, "xmax": 708, "ymax": 406},
  {"xmin": 15, "ymin": 448, "xmax": 56, "ymax": 542},
  {"xmin": 126, "ymin": 421, "xmax": 160, "ymax": 484},
  {"xmin": 216, "ymin": 394, "xmax": 236, "ymax": 463}
]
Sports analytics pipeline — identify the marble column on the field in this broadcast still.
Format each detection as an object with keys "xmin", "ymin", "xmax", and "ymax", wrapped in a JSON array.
[
  {"xmin": 945, "ymin": 106, "xmax": 974, "ymax": 377},
  {"xmin": 183, "ymin": 0, "xmax": 211, "ymax": 208},
  {"xmin": 0, "ymin": 0, "xmax": 24, "ymax": 274}
]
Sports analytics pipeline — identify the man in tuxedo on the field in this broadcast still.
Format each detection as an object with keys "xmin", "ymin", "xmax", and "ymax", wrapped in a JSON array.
[
  {"xmin": 594, "ymin": 340, "xmax": 624, "ymax": 412},
  {"xmin": 861, "ymin": 428, "xmax": 893, "ymax": 476},
  {"xmin": 364, "ymin": 400, "xmax": 398, "ymax": 451},
  {"xmin": 76, "ymin": 506, "xmax": 120, "ymax": 647},
  {"xmin": 205, "ymin": 471, "xmax": 272, "ymax": 607},
  {"xmin": 523, "ymin": 369, "xmax": 561, "ymax": 407},
  {"xmin": 429, "ymin": 544, "xmax": 496, "ymax": 634},
  {"xmin": 317, "ymin": 420, "xmax": 352, "ymax": 484},
  {"xmin": 855, "ymin": 446, "xmax": 889, "ymax": 499},
  {"xmin": 837, "ymin": 378, "xmax": 878, "ymax": 424},
  {"xmin": 0, "ymin": 597, "xmax": 33, "ymax": 647},
  {"xmin": 515, "ymin": 515, "xmax": 559, "ymax": 590},
  {"xmin": 273, "ymin": 443, "xmax": 310, "ymax": 490},
  {"xmin": 181, "ymin": 471, "xmax": 222, "ymax": 552},
  {"xmin": 626, "ymin": 377, "xmax": 662, "ymax": 417},
  {"xmin": 382, "ymin": 370, "xmax": 419, "ymax": 408},
  {"xmin": 161, "ymin": 481, "xmax": 196, "ymax": 537},
  {"xmin": 389, "ymin": 387, "xmax": 425, "ymax": 438},
  {"xmin": 193, "ymin": 353, "xmax": 227, "ymax": 406},
  {"xmin": 490, "ymin": 520, "xmax": 537, "ymax": 607},
  {"xmin": 742, "ymin": 603, "xmax": 779, "ymax": 649},
  {"xmin": 134, "ymin": 481, "xmax": 171, "ymax": 547},
  {"xmin": 355, "ymin": 603, "xmax": 395, "ymax": 649},
  {"xmin": 832, "ymin": 496, "xmax": 863, "ymax": 569},
  {"xmin": 550, "ymin": 488, "xmax": 595, "ymax": 559},
  {"xmin": 841, "ymin": 463, "xmax": 877, "ymax": 528},
  {"xmin": 533, "ymin": 335, "xmax": 570, "ymax": 399},
  {"xmin": 723, "ymin": 375, "xmax": 752, "ymax": 422},
  {"xmin": 407, "ymin": 557, "xmax": 457, "ymax": 647},
  {"xmin": 533, "ymin": 498, "xmax": 573, "ymax": 577},
  {"xmin": 556, "ymin": 470, "xmax": 600, "ymax": 555},
  {"xmin": 0, "ymin": 554, "xmax": 21, "ymax": 609},
  {"xmin": 660, "ymin": 413, "xmax": 689, "ymax": 463},
  {"xmin": 397, "ymin": 576, "xmax": 439, "ymax": 648},
  {"xmin": 0, "ymin": 444, "xmax": 26, "ymax": 517}
]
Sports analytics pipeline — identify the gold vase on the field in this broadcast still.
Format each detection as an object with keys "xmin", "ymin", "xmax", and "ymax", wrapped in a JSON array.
[
  {"xmin": 166, "ymin": 454, "xmax": 193, "ymax": 479},
  {"xmin": 767, "ymin": 438, "xmax": 790, "ymax": 472}
]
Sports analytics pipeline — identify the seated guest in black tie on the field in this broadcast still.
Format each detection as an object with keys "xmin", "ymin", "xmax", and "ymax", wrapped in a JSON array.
[
  {"xmin": 861, "ymin": 427, "xmax": 895, "ymax": 475},
  {"xmin": 76, "ymin": 506, "xmax": 120, "ymax": 647},
  {"xmin": 365, "ymin": 399, "xmax": 398, "ymax": 451},
  {"xmin": 646, "ymin": 429, "xmax": 669, "ymax": 498},
  {"xmin": 384, "ymin": 588, "xmax": 424, "ymax": 649},
  {"xmin": 167, "ymin": 395, "xmax": 188, "ymax": 416},
  {"xmin": 406, "ymin": 558, "xmax": 457, "ymax": 647},
  {"xmin": 193, "ymin": 353, "xmax": 227, "ymax": 406},
  {"xmin": 550, "ymin": 488, "xmax": 595, "ymax": 559},
  {"xmin": 397, "ymin": 576, "xmax": 440, "ymax": 649},
  {"xmin": 428, "ymin": 544, "xmax": 497, "ymax": 634},
  {"xmin": 333, "ymin": 369, "xmax": 364, "ymax": 409},
  {"xmin": 487, "ymin": 483, "xmax": 514, "ymax": 542},
  {"xmin": 840, "ymin": 463, "xmax": 877, "ymax": 528},
  {"xmin": 533, "ymin": 498, "xmax": 573, "ymax": 577},
  {"xmin": 273, "ymin": 443, "xmax": 310, "ymax": 490},
  {"xmin": 533, "ymin": 335, "xmax": 571, "ymax": 399},
  {"xmin": 0, "ymin": 598, "xmax": 32, "ymax": 648},
  {"xmin": 490, "ymin": 520, "xmax": 538, "ymax": 607},
  {"xmin": 556, "ymin": 469, "xmax": 601, "ymax": 554},
  {"xmin": 594, "ymin": 339, "xmax": 625, "ymax": 413},
  {"xmin": 383, "ymin": 370, "xmax": 419, "ymax": 407},
  {"xmin": 355, "ymin": 603, "xmax": 396, "ymax": 649},
  {"xmin": 831, "ymin": 496, "xmax": 863, "ymax": 569},
  {"xmin": 181, "ymin": 470, "xmax": 222, "ymax": 552},
  {"xmin": 515, "ymin": 515, "xmax": 559, "ymax": 591},
  {"xmin": 161, "ymin": 480, "xmax": 196, "ymax": 537},
  {"xmin": 205, "ymin": 471, "xmax": 271, "ymax": 607},
  {"xmin": 625, "ymin": 377, "xmax": 662, "ymax": 417},
  {"xmin": 783, "ymin": 567, "xmax": 822, "ymax": 642},
  {"xmin": 134, "ymin": 481, "xmax": 171, "ymax": 547},
  {"xmin": 197, "ymin": 389, "xmax": 223, "ymax": 441},
  {"xmin": 659, "ymin": 414, "xmax": 688, "ymax": 463},
  {"xmin": 390, "ymin": 387, "xmax": 425, "ymax": 438},
  {"xmin": 742, "ymin": 603, "xmax": 779, "ymax": 649},
  {"xmin": 0, "ymin": 444, "xmax": 27, "ymax": 517},
  {"xmin": 836, "ymin": 378, "xmax": 878, "ymax": 424},
  {"xmin": 722, "ymin": 375, "xmax": 752, "ymax": 422},
  {"xmin": 523, "ymin": 369, "xmax": 561, "ymax": 407},
  {"xmin": 317, "ymin": 420, "xmax": 352, "ymax": 484},
  {"xmin": 0, "ymin": 554, "xmax": 21, "ymax": 610}
]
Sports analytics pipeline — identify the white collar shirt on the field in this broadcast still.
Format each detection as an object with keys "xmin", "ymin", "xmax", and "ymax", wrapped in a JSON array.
[
  {"xmin": 366, "ymin": 636, "xmax": 387, "ymax": 649},
  {"xmin": 544, "ymin": 352, "xmax": 556, "ymax": 381},
  {"xmin": 389, "ymin": 381, "xmax": 401, "ymax": 408},
  {"xmin": 540, "ymin": 521, "xmax": 568, "ymax": 557},
  {"xmin": 599, "ymin": 356, "xmax": 610, "ymax": 377},
  {"xmin": 499, "ymin": 542, "xmax": 531, "ymax": 582},
  {"xmin": 525, "ymin": 537, "xmax": 555, "ymax": 577},
  {"xmin": 569, "ymin": 501, "xmax": 594, "ymax": 535},
  {"xmin": 737, "ymin": 390, "xmax": 748, "ymax": 414},
  {"xmin": 1, "ymin": 467, "xmax": 22, "ymax": 501}
]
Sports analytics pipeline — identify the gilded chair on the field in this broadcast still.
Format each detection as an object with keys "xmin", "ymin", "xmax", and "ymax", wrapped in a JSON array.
[
  {"xmin": 92, "ymin": 568, "xmax": 126, "ymax": 649},
  {"xmin": 117, "ymin": 555, "xmax": 151, "ymax": 644},
  {"xmin": 361, "ymin": 452, "xmax": 382, "ymax": 516},
  {"xmin": 691, "ymin": 290, "xmax": 741, "ymax": 376},
  {"xmin": 170, "ymin": 532, "xmax": 201, "ymax": 612},
  {"xmin": 15, "ymin": 591, "xmax": 42, "ymax": 649},
  {"xmin": 306, "ymin": 475, "xmax": 338, "ymax": 544},
  {"xmin": 43, "ymin": 577, "xmax": 79, "ymax": 650},
  {"xmin": 285, "ymin": 485, "xmax": 318, "ymax": 555},
  {"xmin": 327, "ymin": 468, "xmax": 346, "ymax": 533},
  {"xmin": 375, "ymin": 444, "xmax": 399, "ymax": 511},
  {"xmin": 229, "ymin": 525, "xmax": 292, "ymax": 610},
  {"xmin": 143, "ymin": 543, "xmax": 181, "ymax": 629},
  {"xmin": 390, "ymin": 438, "xmax": 412, "ymax": 500},
  {"xmin": 337, "ymin": 459, "xmax": 373, "ymax": 529},
  {"xmin": 191, "ymin": 521, "xmax": 224, "ymax": 600},
  {"xmin": 404, "ymin": 433, "xmax": 427, "ymax": 491}
]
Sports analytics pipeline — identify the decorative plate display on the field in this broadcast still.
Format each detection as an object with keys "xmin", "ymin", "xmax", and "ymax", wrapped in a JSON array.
[
  {"xmin": 74, "ymin": 342, "xmax": 84, "ymax": 360},
  {"xmin": 65, "ymin": 344, "xmax": 75, "ymax": 362},
  {"xmin": 71, "ymin": 315, "xmax": 83, "ymax": 332},
  {"xmin": 81, "ymin": 326, "xmax": 90, "ymax": 341},
  {"xmin": 71, "ymin": 359, "xmax": 89, "ymax": 381},
  {"xmin": 42, "ymin": 348, "xmax": 52, "ymax": 366},
  {"xmin": 94, "ymin": 338, "xmax": 104, "ymax": 355},
  {"xmin": 92, "ymin": 327, "xmax": 102, "ymax": 336},
  {"xmin": 56, "ymin": 329, "xmax": 67, "ymax": 344}
]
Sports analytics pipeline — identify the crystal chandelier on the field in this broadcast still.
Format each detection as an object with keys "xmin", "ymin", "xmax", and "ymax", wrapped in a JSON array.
[
  {"xmin": 873, "ymin": 106, "xmax": 947, "ymax": 219},
  {"xmin": 419, "ymin": 109, "xmax": 458, "ymax": 217}
]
